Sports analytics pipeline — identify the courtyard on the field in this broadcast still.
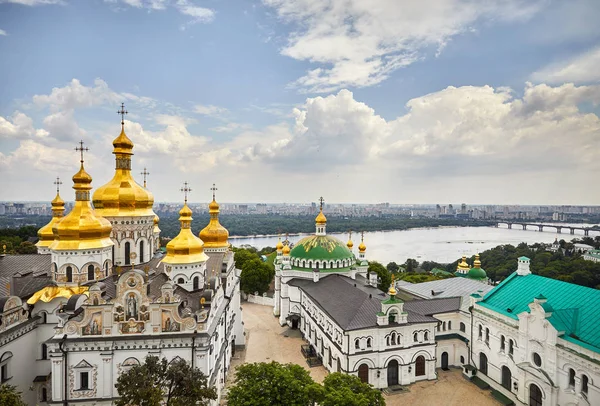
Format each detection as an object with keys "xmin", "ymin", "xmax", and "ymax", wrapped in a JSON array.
[{"xmin": 227, "ymin": 303, "xmax": 501, "ymax": 406}]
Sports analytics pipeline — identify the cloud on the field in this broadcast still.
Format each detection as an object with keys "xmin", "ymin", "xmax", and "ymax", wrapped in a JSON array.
[
  {"xmin": 194, "ymin": 104, "xmax": 228, "ymax": 116},
  {"xmin": 0, "ymin": 29, "xmax": 7, "ymax": 36},
  {"xmin": 531, "ymin": 46, "xmax": 600, "ymax": 84},
  {"xmin": 0, "ymin": 111, "xmax": 49, "ymax": 140},
  {"xmin": 210, "ymin": 122, "xmax": 252, "ymax": 133},
  {"xmin": 0, "ymin": 0, "xmax": 64, "ymax": 5},
  {"xmin": 263, "ymin": 0, "xmax": 545, "ymax": 93},
  {"xmin": 105, "ymin": 0, "xmax": 214, "ymax": 24}
]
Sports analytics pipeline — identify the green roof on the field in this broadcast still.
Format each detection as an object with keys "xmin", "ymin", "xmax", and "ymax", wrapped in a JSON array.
[
  {"xmin": 479, "ymin": 272, "xmax": 600, "ymax": 353},
  {"xmin": 518, "ymin": 256, "xmax": 530, "ymax": 261},
  {"xmin": 467, "ymin": 267, "xmax": 487, "ymax": 280},
  {"xmin": 585, "ymin": 250, "xmax": 600, "ymax": 259},
  {"xmin": 290, "ymin": 235, "xmax": 354, "ymax": 262}
]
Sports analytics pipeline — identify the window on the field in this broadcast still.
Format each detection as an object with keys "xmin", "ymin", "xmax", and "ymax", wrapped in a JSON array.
[
  {"xmin": 125, "ymin": 242, "xmax": 131, "ymax": 265},
  {"xmin": 485, "ymin": 328, "xmax": 490, "ymax": 344},
  {"xmin": 509, "ymin": 339, "xmax": 514, "ymax": 356},
  {"xmin": 478, "ymin": 325, "xmax": 483, "ymax": 339},
  {"xmin": 0, "ymin": 352, "xmax": 11, "ymax": 382},
  {"xmin": 500, "ymin": 335, "xmax": 506, "ymax": 351},
  {"xmin": 532, "ymin": 353, "xmax": 542, "ymax": 367},
  {"xmin": 80, "ymin": 372, "xmax": 89, "ymax": 390},
  {"xmin": 355, "ymin": 339, "xmax": 360, "ymax": 350},
  {"xmin": 366, "ymin": 337, "xmax": 372, "ymax": 348},
  {"xmin": 140, "ymin": 240, "xmax": 144, "ymax": 262},
  {"xmin": 442, "ymin": 321, "xmax": 446, "ymax": 331},
  {"xmin": 41, "ymin": 387, "xmax": 47, "ymax": 402},
  {"xmin": 460, "ymin": 322, "xmax": 466, "ymax": 332},
  {"xmin": 582, "ymin": 374, "xmax": 589, "ymax": 396},
  {"xmin": 87, "ymin": 264, "xmax": 94, "ymax": 281},
  {"xmin": 193, "ymin": 276, "xmax": 199, "ymax": 290},
  {"xmin": 41, "ymin": 344, "xmax": 47, "ymax": 360},
  {"xmin": 66, "ymin": 266, "xmax": 73, "ymax": 282},
  {"xmin": 447, "ymin": 321, "xmax": 451, "ymax": 330},
  {"xmin": 391, "ymin": 332, "xmax": 396, "ymax": 346},
  {"xmin": 460, "ymin": 356, "xmax": 465, "ymax": 364},
  {"xmin": 568, "ymin": 368, "xmax": 575, "ymax": 388},
  {"xmin": 178, "ymin": 278, "xmax": 185, "ymax": 284},
  {"xmin": 413, "ymin": 332, "xmax": 418, "ymax": 342},
  {"xmin": 424, "ymin": 331, "xmax": 429, "ymax": 341}
]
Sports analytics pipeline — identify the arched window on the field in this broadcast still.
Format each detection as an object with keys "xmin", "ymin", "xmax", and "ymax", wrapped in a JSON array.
[
  {"xmin": 448, "ymin": 321, "xmax": 452, "ymax": 330},
  {"xmin": 355, "ymin": 339, "xmax": 360, "ymax": 350},
  {"xmin": 391, "ymin": 332, "xmax": 396, "ymax": 345},
  {"xmin": 582, "ymin": 374, "xmax": 589, "ymax": 396},
  {"xmin": 509, "ymin": 339, "xmax": 514, "ymax": 355},
  {"xmin": 413, "ymin": 332, "xmax": 418, "ymax": 342},
  {"xmin": 112, "ymin": 245, "xmax": 115, "ymax": 263},
  {"xmin": 87, "ymin": 264, "xmax": 94, "ymax": 281},
  {"xmin": 479, "ymin": 353, "xmax": 488, "ymax": 375},
  {"xmin": 460, "ymin": 322, "xmax": 466, "ymax": 332},
  {"xmin": 424, "ymin": 331, "xmax": 429, "ymax": 341},
  {"xmin": 0, "ymin": 351, "xmax": 13, "ymax": 382},
  {"xmin": 366, "ymin": 337, "xmax": 372, "ymax": 348},
  {"xmin": 485, "ymin": 328, "xmax": 490, "ymax": 343},
  {"xmin": 104, "ymin": 261, "xmax": 109, "ymax": 275},
  {"xmin": 323, "ymin": 262, "xmax": 327, "ymax": 269},
  {"xmin": 125, "ymin": 242, "xmax": 131, "ymax": 265},
  {"xmin": 66, "ymin": 266, "xmax": 73, "ymax": 282},
  {"xmin": 500, "ymin": 335, "xmax": 506, "ymax": 351},
  {"xmin": 41, "ymin": 344, "xmax": 47, "ymax": 360},
  {"xmin": 478, "ymin": 325, "xmax": 483, "ymax": 339},
  {"xmin": 178, "ymin": 278, "xmax": 185, "ymax": 284},
  {"xmin": 568, "ymin": 368, "xmax": 575, "ymax": 388},
  {"xmin": 140, "ymin": 240, "xmax": 144, "ymax": 263},
  {"xmin": 529, "ymin": 384, "xmax": 542, "ymax": 406},
  {"xmin": 501, "ymin": 366, "xmax": 512, "ymax": 390},
  {"xmin": 193, "ymin": 276, "xmax": 199, "ymax": 290},
  {"xmin": 442, "ymin": 321, "xmax": 446, "ymax": 331}
]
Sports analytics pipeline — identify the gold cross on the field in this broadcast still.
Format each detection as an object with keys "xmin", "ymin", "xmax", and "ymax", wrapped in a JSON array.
[
  {"xmin": 54, "ymin": 177, "xmax": 63, "ymax": 194},
  {"xmin": 140, "ymin": 167, "xmax": 149, "ymax": 188},
  {"xmin": 210, "ymin": 183, "xmax": 217, "ymax": 200},
  {"xmin": 319, "ymin": 196, "xmax": 325, "ymax": 210},
  {"xmin": 117, "ymin": 103, "xmax": 128, "ymax": 127},
  {"xmin": 181, "ymin": 182, "xmax": 192, "ymax": 203},
  {"xmin": 361, "ymin": 231, "xmax": 364, "ymax": 242},
  {"xmin": 75, "ymin": 140, "xmax": 89, "ymax": 163}
]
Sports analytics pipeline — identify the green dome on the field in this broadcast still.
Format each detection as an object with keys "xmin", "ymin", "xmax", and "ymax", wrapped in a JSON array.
[
  {"xmin": 290, "ymin": 235, "xmax": 354, "ymax": 262},
  {"xmin": 467, "ymin": 267, "xmax": 487, "ymax": 280}
]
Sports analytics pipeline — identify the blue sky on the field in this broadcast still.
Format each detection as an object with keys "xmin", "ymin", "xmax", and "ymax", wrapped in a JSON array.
[{"xmin": 1, "ymin": 0, "xmax": 599, "ymax": 204}]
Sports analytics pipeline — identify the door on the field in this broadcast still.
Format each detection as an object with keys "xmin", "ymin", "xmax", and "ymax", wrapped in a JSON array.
[
  {"xmin": 502, "ymin": 366, "xmax": 512, "ymax": 390},
  {"xmin": 358, "ymin": 364, "xmax": 369, "ymax": 383},
  {"xmin": 529, "ymin": 384, "xmax": 542, "ymax": 406},
  {"xmin": 415, "ymin": 356, "xmax": 426, "ymax": 376},
  {"xmin": 441, "ymin": 352, "xmax": 449, "ymax": 370},
  {"xmin": 292, "ymin": 318, "xmax": 299, "ymax": 329},
  {"xmin": 387, "ymin": 360, "xmax": 399, "ymax": 386},
  {"xmin": 479, "ymin": 353, "xmax": 488, "ymax": 375}
]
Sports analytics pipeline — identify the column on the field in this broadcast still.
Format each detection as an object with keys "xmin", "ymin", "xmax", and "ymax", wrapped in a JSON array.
[{"xmin": 101, "ymin": 354, "xmax": 113, "ymax": 398}]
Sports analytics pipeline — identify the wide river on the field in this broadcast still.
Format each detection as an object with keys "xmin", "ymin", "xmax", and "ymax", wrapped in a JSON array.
[{"xmin": 230, "ymin": 226, "xmax": 598, "ymax": 265}]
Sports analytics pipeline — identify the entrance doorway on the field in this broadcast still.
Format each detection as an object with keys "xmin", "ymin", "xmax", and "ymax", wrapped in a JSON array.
[
  {"xmin": 358, "ymin": 364, "xmax": 369, "ymax": 383},
  {"xmin": 387, "ymin": 360, "xmax": 399, "ymax": 386},
  {"xmin": 502, "ymin": 366, "xmax": 512, "ymax": 390},
  {"xmin": 291, "ymin": 318, "xmax": 299, "ymax": 329},
  {"xmin": 479, "ymin": 353, "xmax": 488, "ymax": 375},
  {"xmin": 441, "ymin": 352, "xmax": 449, "ymax": 370},
  {"xmin": 415, "ymin": 356, "xmax": 426, "ymax": 376}
]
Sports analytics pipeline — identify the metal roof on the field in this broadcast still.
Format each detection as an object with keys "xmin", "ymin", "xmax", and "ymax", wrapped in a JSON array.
[
  {"xmin": 396, "ymin": 277, "xmax": 492, "ymax": 300},
  {"xmin": 479, "ymin": 272, "xmax": 600, "ymax": 353}
]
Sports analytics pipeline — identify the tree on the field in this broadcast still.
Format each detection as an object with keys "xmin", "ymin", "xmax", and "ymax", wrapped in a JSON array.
[
  {"xmin": 234, "ymin": 248, "xmax": 259, "ymax": 270},
  {"xmin": 386, "ymin": 262, "xmax": 399, "ymax": 273},
  {"xmin": 0, "ymin": 384, "xmax": 27, "ymax": 406},
  {"xmin": 240, "ymin": 258, "xmax": 274, "ymax": 295},
  {"xmin": 404, "ymin": 258, "xmax": 419, "ymax": 273},
  {"xmin": 320, "ymin": 373, "xmax": 385, "ymax": 406},
  {"xmin": 115, "ymin": 355, "xmax": 216, "ymax": 406},
  {"xmin": 16, "ymin": 241, "xmax": 37, "ymax": 254},
  {"xmin": 368, "ymin": 262, "xmax": 391, "ymax": 293},
  {"xmin": 227, "ymin": 361, "xmax": 321, "ymax": 406}
]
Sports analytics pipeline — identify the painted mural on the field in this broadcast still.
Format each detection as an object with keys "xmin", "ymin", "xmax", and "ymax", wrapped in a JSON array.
[
  {"xmin": 161, "ymin": 310, "xmax": 181, "ymax": 332},
  {"xmin": 82, "ymin": 312, "xmax": 102, "ymax": 336}
]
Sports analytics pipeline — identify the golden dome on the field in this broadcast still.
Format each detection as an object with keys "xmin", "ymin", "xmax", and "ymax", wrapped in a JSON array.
[
  {"xmin": 282, "ymin": 243, "xmax": 291, "ymax": 256},
  {"xmin": 315, "ymin": 209, "xmax": 327, "ymax": 225},
  {"xmin": 346, "ymin": 231, "xmax": 353, "ymax": 249},
  {"xmin": 358, "ymin": 241, "xmax": 366, "ymax": 253},
  {"xmin": 92, "ymin": 126, "xmax": 155, "ymax": 217},
  {"xmin": 153, "ymin": 214, "xmax": 161, "ymax": 234},
  {"xmin": 388, "ymin": 274, "xmax": 397, "ymax": 296},
  {"xmin": 26, "ymin": 285, "xmax": 89, "ymax": 305},
  {"xmin": 276, "ymin": 237, "xmax": 284, "ymax": 252},
  {"xmin": 457, "ymin": 255, "xmax": 470, "ymax": 271},
  {"xmin": 473, "ymin": 253, "xmax": 481, "ymax": 268},
  {"xmin": 154, "ymin": 214, "xmax": 160, "ymax": 225},
  {"xmin": 199, "ymin": 196, "xmax": 229, "ymax": 249},
  {"xmin": 162, "ymin": 203, "xmax": 208, "ymax": 265},
  {"xmin": 37, "ymin": 191, "xmax": 65, "ymax": 248},
  {"xmin": 51, "ymin": 163, "xmax": 113, "ymax": 251}
]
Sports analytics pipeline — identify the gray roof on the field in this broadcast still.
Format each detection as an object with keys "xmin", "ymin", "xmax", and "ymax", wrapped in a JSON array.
[
  {"xmin": 403, "ymin": 297, "xmax": 461, "ymax": 316},
  {"xmin": 396, "ymin": 277, "xmax": 492, "ymax": 300},
  {"xmin": 289, "ymin": 274, "xmax": 438, "ymax": 331},
  {"xmin": 0, "ymin": 254, "xmax": 52, "ymax": 298}
]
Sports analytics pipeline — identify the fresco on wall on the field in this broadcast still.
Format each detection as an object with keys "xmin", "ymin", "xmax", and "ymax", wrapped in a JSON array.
[
  {"xmin": 82, "ymin": 312, "xmax": 102, "ymax": 335},
  {"xmin": 161, "ymin": 310, "xmax": 180, "ymax": 332}
]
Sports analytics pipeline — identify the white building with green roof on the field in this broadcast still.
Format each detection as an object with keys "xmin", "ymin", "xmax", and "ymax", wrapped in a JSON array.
[{"xmin": 583, "ymin": 249, "xmax": 600, "ymax": 263}]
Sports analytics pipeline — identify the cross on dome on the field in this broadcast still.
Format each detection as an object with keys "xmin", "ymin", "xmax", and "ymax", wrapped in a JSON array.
[
  {"xmin": 319, "ymin": 196, "xmax": 325, "ymax": 210},
  {"xmin": 140, "ymin": 167, "xmax": 150, "ymax": 188},
  {"xmin": 75, "ymin": 140, "xmax": 89, "ymax": 163},
  {"xmin": 117, "ymin": 102, "xmax": 128, "ymax": 127},
  {"xmin": 181, "ymin": 182, "xmax": 192, "ymax": 203},
  {"xmin": 211, "ymin": 183, "xmax": 218, "ymax": 200},
  {"xmin": 54, "ymin": 177, "xmax": 62, "ymax": 194}
]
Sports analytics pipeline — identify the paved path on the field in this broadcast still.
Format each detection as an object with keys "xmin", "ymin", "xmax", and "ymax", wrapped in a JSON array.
[{"xmin": 227, "ymin": 303, "xmax": 500, "ymax": 406}]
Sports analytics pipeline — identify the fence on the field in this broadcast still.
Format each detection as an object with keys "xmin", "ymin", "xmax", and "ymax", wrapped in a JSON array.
[{"xmin": 246, "ymin": 293, "xmax": 274, "ymax": 306}]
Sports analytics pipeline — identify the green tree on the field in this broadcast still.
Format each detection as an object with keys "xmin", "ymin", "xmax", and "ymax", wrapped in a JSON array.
[
  {"xmin": 320, "ymin": 373, "xmax": 385, "ymax": 406},
  {"xmin": 404, "ymin": 258, "xmax": 419, "ymax": 273},
  {"xmin": 0, "ymin": 384, "xmax": 27, "ymax": 406},
  {"xmin": 16, "ymin": 241, "xmax": 37, "ymax": 254},
  {"xmin": 386, "ymin": 262, "xmax": 399, "ymax": 274},
  {"xmin": 240, "ymin": 258, "xmax": 274, "ymax": 295},
  {"xmin": 368, "ymin": 262, "xmax": 391, "ymax": 293},
  {"xmin": 115, "ymin": 355, "xmax": 216, "ymax": 406},
  {"xmin": 234, "ymin": 249, "xmax": 259, "ymax": 270},
  {"xmin": 227, "ymin": 361, "xmax": 321, "ymax": 406}
]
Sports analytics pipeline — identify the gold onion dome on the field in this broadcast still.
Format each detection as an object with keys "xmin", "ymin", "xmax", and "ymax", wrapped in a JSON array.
[
  {"xmin": 282, "ymin": 243, "xmax": 291, "ymax": 256},
  {"xmin": 346, "ymin": 231, "xmax": 353, "ymax": 249},
  {"xmin": 474, "ymin": 254, "xmax": 482, "ymax": 268},
  {"xmin": 358, "ymin": 235, "xmax": 366, "ymax": 253},
  {"xmin": 51, "ymin": 159, "xmax": 113, "ymax": 251},
  {"xmin": 92, "ymin": 124, "xmax": 155, "ymax": 217},
  {"xmin": 162, "ymin": 202, "xmax": 208, "ymax": 265},
  {"xmin": 457, "ymin": 255, "xmax": 470, "ymax": 272},
  {"xmin": 388, "ymin": 275, "xmax": 397, "ymax": 296},
  {"xmin": 37, "ymin": 189, "xmax": 66, "ymax": 248},
  {"xmin": 199, "ymin": 187, "xmax": 229, "ymax": 249},
  {"xmin": 315, "ymin": 209, "xmax": 327, "ymax": 225},
  {"xmin": 153, "ymin": 214, "xmax": 161, "ymax": 233},
  {"xmin": 276, "ymin": 238, "xmax": 284, "ymax": 252}
]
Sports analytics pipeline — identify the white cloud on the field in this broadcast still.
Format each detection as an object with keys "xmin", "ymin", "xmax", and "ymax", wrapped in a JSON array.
[
  {"xmin": 0, "ymin": 29, "xmax": 7, "ymax": 36},
  {"xmin": 194, "ymin": 104, "xmax": 228, "ymax": 116},
  {"xmin": 0, "ymin": 111, "xmax": 49, "ymax": 140},
  {"xmin": 0, "ymin": 0, "xmax": 64, "ymax": 5},
  {"xmin": 105, "ymin": 0, "xmax": 214, "ymax": 23},
  {"xmin": 531, "ymin": 46, "xmax": 600, "ymax": 84},
  {"xmin": 210, "ymin": 122, "xmax": 252, "ymax": 133},
  {"xmin": 263, "ymin": 0, "xmax": 545, "ymax": 93}
]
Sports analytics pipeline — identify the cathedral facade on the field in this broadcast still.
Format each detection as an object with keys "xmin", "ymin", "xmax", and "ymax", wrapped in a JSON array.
[{"xmin": 0, "ymin": 109, "xmax": 244, "ymax": 405}]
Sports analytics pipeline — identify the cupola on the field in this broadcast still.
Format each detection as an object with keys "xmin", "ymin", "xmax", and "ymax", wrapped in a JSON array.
[
  {"xmin": 37, "ymin": 177, "xmax": 66, "ymax": 252},
  {"xmin": 199, "ymin": 183, "xmax": 229, "ymax": 251}
]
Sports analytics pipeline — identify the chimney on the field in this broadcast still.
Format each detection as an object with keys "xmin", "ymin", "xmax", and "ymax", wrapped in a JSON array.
[{"xmin": 517, "ymin": 256, "xmax": 531, "ymax": 276}]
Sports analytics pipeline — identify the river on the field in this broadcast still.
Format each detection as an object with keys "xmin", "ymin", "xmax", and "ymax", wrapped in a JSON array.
[{"xmin": 230, "ymin": 226, "xmax": 598, "ymax": 265}]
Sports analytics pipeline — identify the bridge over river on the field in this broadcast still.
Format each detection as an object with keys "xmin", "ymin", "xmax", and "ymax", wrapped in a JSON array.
[{"xmin": 496, "ymin": 222, "xmax": 600, "ymax": 236}]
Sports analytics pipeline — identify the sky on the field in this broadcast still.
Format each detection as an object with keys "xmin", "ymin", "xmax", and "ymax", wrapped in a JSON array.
[{"xmin": 0, "ymin": 0, "xmax": 599, "ymax": 205}]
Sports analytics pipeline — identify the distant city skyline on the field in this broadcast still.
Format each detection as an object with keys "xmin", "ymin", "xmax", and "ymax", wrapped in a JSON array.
[{"xmin": 1, "ymin": 1, "xmax": 600, "ymax": 204}]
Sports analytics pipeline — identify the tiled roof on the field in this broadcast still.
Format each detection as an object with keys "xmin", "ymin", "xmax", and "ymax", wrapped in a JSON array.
[
  {"xmin": 0, "ymin": 254, "xmax": 52, "ymax": 297},
  {"xmin": 396, "ymin": 277, "xmax": 492, "ymax": 300},
  {"xmin": 479, "ymin": 272, "xmax": 600, "ymax": 353},
  {"xmin": 404, "ymin": 297, "xmax": 461, "ymax": 316},
  {"xmin": 289, "ymin": 274, "xmax": 438, "ymax": 331}
]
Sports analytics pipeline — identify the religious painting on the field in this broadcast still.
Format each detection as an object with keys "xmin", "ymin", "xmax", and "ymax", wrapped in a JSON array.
[
  {"xmin": 161, "ymin": 310, "xmax": 180, "ymax": 332},
  {"xmin": 126, "ymin": 293, "xmax": 138, "ymax": 320},
  {"xmin": 82, "ymin": 312, "xmax": 102, "ymax": 336},
  {"xmin": 120, "ymin": 320, "xmax": 145, "ymax": 334}
]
